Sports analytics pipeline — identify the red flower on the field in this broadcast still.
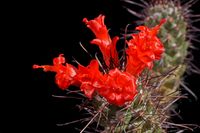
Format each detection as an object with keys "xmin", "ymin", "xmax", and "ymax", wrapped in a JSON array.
[
  {"xmin": 75, "ymin": 59, "xmax": 104, "ymax": 99},
  {"xmin": 33, "ymin": 54, "xmax": 78, "ymax": 90},
  {"xmin": 83, "ymin": 14, "xmax": 119, "ymax": 67},
  {"xmin": 98, "ymin": 68, "xmax": 137, "ymax": 106},
  {"xmin": 126, "ymin": 19, "xmax": 165, "ymax": 76}
]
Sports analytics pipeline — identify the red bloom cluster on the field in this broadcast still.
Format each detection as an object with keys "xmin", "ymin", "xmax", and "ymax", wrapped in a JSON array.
[{"xmin": 33, "ymin": 15, "xmax": 165, "ymax": 106}]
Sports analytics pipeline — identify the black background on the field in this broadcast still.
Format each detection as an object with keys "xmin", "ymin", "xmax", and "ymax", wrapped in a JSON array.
[{"xmin": 3, "ymin": 0, "xmax": 200, "ymax": 132}]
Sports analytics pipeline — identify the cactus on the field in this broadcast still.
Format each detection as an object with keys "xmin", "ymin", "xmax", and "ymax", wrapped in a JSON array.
[
  {"xmin": 143, "ymin": 0, "xmax": 189, "ymax": 116},
  {"xmin": 33, "ymin": 0, "xmax": 199, "ymax": 132},
  {"xmin": 96, "ymin": 0, "xmax": 199, "ymax": 132}
]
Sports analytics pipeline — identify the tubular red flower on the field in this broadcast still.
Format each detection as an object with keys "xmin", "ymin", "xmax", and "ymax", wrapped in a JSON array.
[
  {"xmin": 75, "ymin": 59, "xmax": 104, "ymax": 99},
  {"xmin": 33, "ymin": 54, "xmax": 78, "ymax": 90},
  {"xmin": 98, "ymin": 68, "xmax": 137, "ymax": 106},
  {"xmin": 126, "ymin": 19, "xmax": 165, "ymax": 76},
  {"xmin": 83, "ymin": 14, "xmax": 119, "ymax": 67}
]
